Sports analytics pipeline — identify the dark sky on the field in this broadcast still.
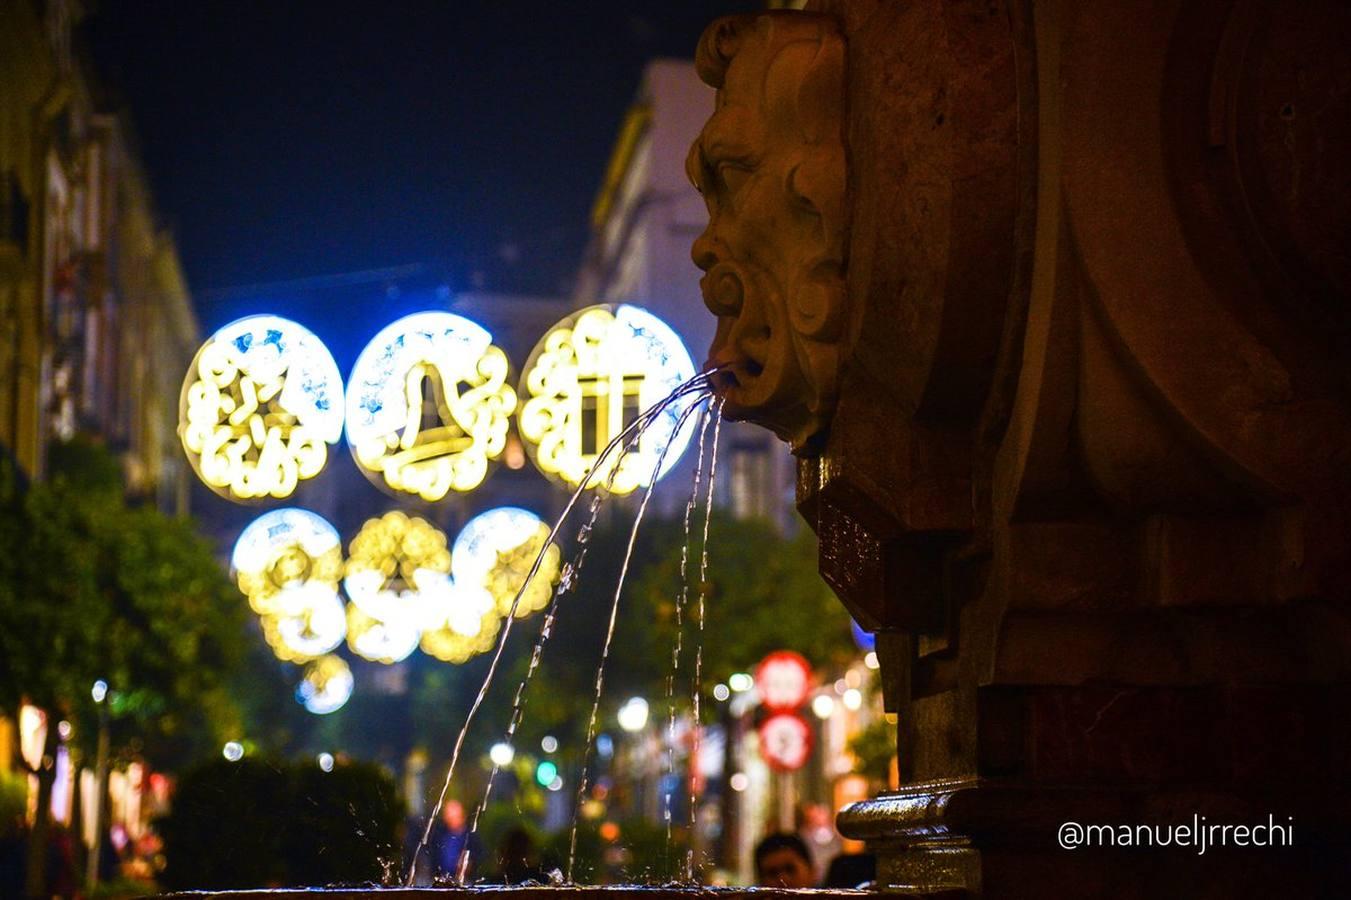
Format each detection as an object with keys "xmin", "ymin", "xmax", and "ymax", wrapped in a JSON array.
[{"xmin": 85, "ymin": 0, "xmax": 751, "ymax": 321}]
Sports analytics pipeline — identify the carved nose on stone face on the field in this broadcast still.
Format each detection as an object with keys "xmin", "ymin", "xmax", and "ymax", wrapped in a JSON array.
[{"xmin": 691, "ymin": 232, "xmax": 719, "ymax": 273}]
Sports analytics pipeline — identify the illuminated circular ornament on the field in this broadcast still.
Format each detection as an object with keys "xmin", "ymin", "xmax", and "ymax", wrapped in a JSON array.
[
  {"xmin": 343, "ymin": 511, "xmax": 451, "ymax": 622},
  {"xmin": 296, "ymin": 654, "xmax": 354, "ymax": 715},
  {"xmin": 231, "ymin": 508, "xmax": 344, "ymax": 616},
  {"xmin": 518, "ymin": 304, "xmax": 697, "ymax": 494},
  {"xmin": 346, "ymin": 312, "xmax": 517, "ymax": 501},
  {"xmin": 259, "ymin": 582, "xmax": 347, "ymax": 663},
  {"xmin": 419, "ymin": 581, "xmax": 502, "ymax": 664},
  {"xmin": 452, "ymin": 507, "xmax": 561, "ymax": 619},
  {"xmin": 179, "ymin": 315, "xmax": 343, "ymax": 501},
  {"xmin": 345, "ymin": 602, "xmax": 422, "ymax": 664}
]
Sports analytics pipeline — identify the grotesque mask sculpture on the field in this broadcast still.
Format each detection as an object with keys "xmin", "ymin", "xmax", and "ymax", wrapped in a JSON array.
[{"xmin": 688, "ymin": 13, "xmax": 847, "ymax": 452}]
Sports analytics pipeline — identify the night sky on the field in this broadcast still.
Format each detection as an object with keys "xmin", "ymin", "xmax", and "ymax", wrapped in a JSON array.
[{"xmin": 85, "ymin": 0, "xmax": 753, "ymax": 328}]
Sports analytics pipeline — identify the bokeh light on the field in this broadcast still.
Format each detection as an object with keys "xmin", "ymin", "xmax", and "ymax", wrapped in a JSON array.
[{"xmin": 296, "ymin": 655, "xmax": 354, "ymax": 714}]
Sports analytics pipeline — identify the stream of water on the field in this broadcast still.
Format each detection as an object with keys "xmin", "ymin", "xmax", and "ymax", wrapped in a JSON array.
[
  {"xmin": 563, "ymin": 397, "xmax": 708, "ymax": 882},
  {"xmin": 406, "ymin": 373, "xmax": 718, "ymax": 885}
]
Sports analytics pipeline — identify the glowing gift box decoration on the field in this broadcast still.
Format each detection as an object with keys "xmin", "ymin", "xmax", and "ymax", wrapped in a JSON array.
[
  {"xmin": 179, "ymin": 315, "xmax": 344, "ymax": 501},
  {"xmin": 518, "ymin": 304, "xmax": 697, "ymax": 494},
  {"xmin": 451, "ymin": 506, "xmax": 561, "ymax": 619},
  {"xmin": 346, "ymin": 312, "xmax": 517, "ymax": 501},
  {"xmin": 296, "ymin": 654, "xmax": 354, "ymax": 715}
]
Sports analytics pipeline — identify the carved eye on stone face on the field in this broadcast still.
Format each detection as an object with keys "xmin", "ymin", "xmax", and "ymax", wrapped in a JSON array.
[{"xmin": 718, "ymin": 161, "xmax": 752, "ymax": 196}]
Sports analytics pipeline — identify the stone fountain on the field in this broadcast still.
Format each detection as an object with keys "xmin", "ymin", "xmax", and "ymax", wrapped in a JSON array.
[
  {"xmin": 688, "ymin": 0, "xmax": 1351, "ymax": 897},
  {"xmin": 165, "ymin": 0, "xmax": 1351, "ymax": 897}
]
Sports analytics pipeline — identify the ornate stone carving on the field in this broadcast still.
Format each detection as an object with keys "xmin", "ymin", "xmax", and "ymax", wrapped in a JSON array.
[
  {"xmin": 692, "ymin": 0, "xmax": 1351, "ymax": 896},
  {"xmin": 687, "ymin": 12, "xmax": 847, "ymax": 452}
]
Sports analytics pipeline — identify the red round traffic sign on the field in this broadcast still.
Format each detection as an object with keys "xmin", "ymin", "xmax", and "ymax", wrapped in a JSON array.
[
  {"xmin": 755, "ymin": 650, "xmax": 813, "ymax": 711},
  {"xmin": 758, "ymin": 712, "xmax": 813, "ymax": 771}
]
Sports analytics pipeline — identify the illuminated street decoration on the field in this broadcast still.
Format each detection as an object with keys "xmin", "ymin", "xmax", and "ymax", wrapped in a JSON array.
[
  {"xmin": 180, "ymin": 315, "xmax": 343, "ymax": 501},
  {"xmin": 296, "ymin": 654, "xmax": 354, "ymax": 715},
  {"xmin": 451, "ymin": 507, "xmax": 561, "ymax": 618},
  {"xmin": 342, "ymin": 511, "xmax": 452, "ymax": 663},
  {"xmin": 343, "ymin": 511, "xmax": 451, "ymax": 621},
  {"xmin": 231, "ymin": 508, "xmax": 344, "ymax": 616},
  {"xmin": 345, "ymin": 602, "xmax": 422, "ymax": 664},
  {"xmin": 258, "ymin": 582, "xmax": 347, "ymax": 663},
  {"xmin": 518, "ymin": 304, "xmax": 697, "ymax": 494},
  {"xmin": 346, "ymin": 312, "xmax": 516, "ymax": 501},
  {"xmin": 419, "ymin": 580, "xmax": 502, "ymax": 664}
]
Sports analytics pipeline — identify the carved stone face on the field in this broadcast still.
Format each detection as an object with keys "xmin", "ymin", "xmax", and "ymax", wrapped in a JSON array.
[{"xmin": 688, "ymin": 13, "xmax": 847, "ymax": 452}]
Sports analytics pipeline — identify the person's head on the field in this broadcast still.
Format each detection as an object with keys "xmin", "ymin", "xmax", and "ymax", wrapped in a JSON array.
[
  {"xmin": 754, "ymin": 832, "xmax": 815, "ymax": 888},
  {"xmin": 495, "ymin": 826, "xmax": 537, "ymax": 883},
  {"xmin": 441, "ymin": 799, "xmax": 466, "ymax": 831}
]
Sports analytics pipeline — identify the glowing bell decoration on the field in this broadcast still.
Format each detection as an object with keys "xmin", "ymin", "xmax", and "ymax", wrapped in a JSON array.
[{"xmin": 346, "ymin": 312, "xmax": 516, "ymax": 501}]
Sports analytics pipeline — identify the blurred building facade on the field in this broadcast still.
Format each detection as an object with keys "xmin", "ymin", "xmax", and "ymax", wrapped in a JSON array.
[
  {"xmin": 0, "ymin": 0, "xmax": 198, "ymax": 512},
  {"xmin": 573, "ymin": 59, "xmax": 795, "ymax": 530},
  {"xmin": 0, "ymin": 0, "xmax": 200, "ymax": 841}
]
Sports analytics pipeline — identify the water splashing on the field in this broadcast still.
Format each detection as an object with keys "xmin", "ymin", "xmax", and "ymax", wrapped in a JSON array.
[
  {"xmin": 687, "ymin": 397, "xmax": 724, "ymax": 881},
  {"xmin": 566, "ymin": 398, "xmax": 707, "ymax": 883},
  {"xmin": 406, "ymin": 372, "xmax": 715, "ymax": 885},
  {"xmin": 458, "ymin": 433, "xmax": 646, "ymax": 881},
  {"xmin": 663, "ymin": 404, "xmax": 715, "ymax": 868}
]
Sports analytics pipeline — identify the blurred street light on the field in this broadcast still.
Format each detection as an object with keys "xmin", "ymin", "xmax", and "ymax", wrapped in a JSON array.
[
  {"xmin": 223, "ymin": 741, "xmax": 244, "ymax": 762},
  {"xmin": 842, "ymin": 688, "xmax": 863, "ymax": 711},
  {"xmin": 728, "ymin": 672, "xmax": 754, "ymax": 692},
  {"xmin": 617, "ymin": 697, "xmax": 649, "ymax": 732},
  {"xmin": 489, "ymin": 742, "xmax": 515, "ymax": 767},
  {"xmin": 811, "ymin": 694, "xmax": 835, "ymax": 719}
]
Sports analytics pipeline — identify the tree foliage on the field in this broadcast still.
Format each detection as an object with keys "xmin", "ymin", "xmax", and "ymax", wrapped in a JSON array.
[{"xmin": 0, "ymin": 438, "xmax": 251, "ymax": 768}]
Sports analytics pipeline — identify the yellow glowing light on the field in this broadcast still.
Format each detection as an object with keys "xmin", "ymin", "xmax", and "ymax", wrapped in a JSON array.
[
  {"xmin": 343, "ymin": 511, "xmax": 451, "ymax": 619},
  {"xmin": 452, "ymin": 507, "xmax": 561, "ymax": 619},
  {"xmin": 257, "ymin": 582, "xmax": 347, "ymax": 663},
  {"xmin": 231, "ymin": 508, "xmax": 344, "ymax": 616},
  {"xmin": 419, "ymin": 582, "xmax": 502, "ymax": 664},
  {"xmin": 297, "ymin": 654, "xmax": 354, "ymax": 715},
  {"xmin": 179, "ymin": 315, "xmax": 343, "ymax": 501},
  {"xmin": 345, "ymin": 602, "xmax": 422, "ymax": 664},
  {"xmin": 346, "ymin": 312, "xmax": 517, "ymax": 501},
  {"xmin": 342, "ymin": 511, "xmax": 452, "ymax": 663},
  {"xmin": 518, "ymin": 304, "xmax": 697, "ymax": 494}
]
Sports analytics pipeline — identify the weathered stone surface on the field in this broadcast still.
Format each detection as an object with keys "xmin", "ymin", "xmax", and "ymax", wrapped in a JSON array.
[{"xmin": 692, "ymin": 0, "xmax": 1351, "ymax": 895}]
